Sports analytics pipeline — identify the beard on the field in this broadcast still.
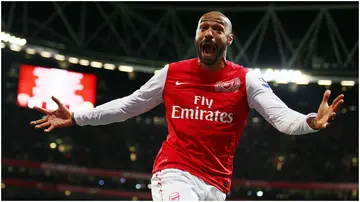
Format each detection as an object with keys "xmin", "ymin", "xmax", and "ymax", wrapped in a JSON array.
[{"xmin": 196, "ymin": 40, "xmax": 227, "ymax": 66}]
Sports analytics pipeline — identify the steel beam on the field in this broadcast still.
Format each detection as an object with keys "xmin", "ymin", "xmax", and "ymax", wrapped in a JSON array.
[
  {"xmin": 344, "ymin": 42, "xmax": 358, "ymax": 68},
  {"xmin": 271, "ymin": 13, "xmax": 286, "ymax": 67},
  {"xmin": 171, "ymin": 10, "xmax": 183, "ymax": 59},
  {"xmin": 22, "ymin": 2, "xmax": 28, "ymax": 34},
  {"xmin": 2, "ymin": 17, "xmax": 7, "ymax": 30},
  {"xmin": 28, "ymin": 19, "xmax": 73, "ymax": 45},
  {"xmin": 271, "ymin": 12, "xmax": 295, "ymax": 55},
  {"xmin": 120, "ymin": 9, "xmax": 143, "ymax": 46},
  {"xmin": 252, "ymin": 8, "xmax": 271, "ymax": 66},
  {"xmin": 79, "ymin": 2, "xmax": 86, "ymax": 46},
  {"xmin": 53, "ymin": 2, "xmax": 81, "ymax": 46},
  {"xmin": 287, "ymin": 11, "xmax": 323, "ymax": 68},
  {"xmin": 123, "ymin": 4, "xmax": 357, "ymax": 12},
  {"xmin": 7, "ymin": 2, "xmax": 16, "ymax": 32},
  {"xmin": 136, "ymin": 10, "xmax": 172, "ymax": 53},
  {"xmin": 85, "ymin": 9, "xmax": 121, "ymax": 46},
  {"xmin": 304, "ymin": 10, "xmax": 324, "ymax": 67},
  {"xmin": 325, "ymin": 10, "xmax": 342, "ymax": 67},
  {"xmin": 32, "ymin": 2, "xmax": 71, "ymax": 37},
  {"xmin": 324, "ymin": 11, "xmax": 350, "ymax": 59},
  {"xmin": 234, "ymin": 40, "xmax": 251, "ymax": 65},
  {"xmin": 95, "ymin": 2, "xmax": 130, "ymax": 55},
  {"xmin": 234, "ymin": 11, "xmax": 271, "ymax": 63}
]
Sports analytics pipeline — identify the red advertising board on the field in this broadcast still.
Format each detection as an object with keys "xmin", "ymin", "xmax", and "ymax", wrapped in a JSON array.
[{"xmin": 17, "ymin": 64, "xmax": 97, "ymax": 111}]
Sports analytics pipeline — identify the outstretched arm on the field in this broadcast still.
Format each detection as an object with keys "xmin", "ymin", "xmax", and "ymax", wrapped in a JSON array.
[
  {"xmin": 31, "ymin": 66, "xmax": 169, "ymax": 131},
  {"xmin": 245, "ymin": 71, "xmax": 344, "ymax": 135},
  {"xmin": 74, "ymin": 66, "xmax": 167, "ymax": 126}
]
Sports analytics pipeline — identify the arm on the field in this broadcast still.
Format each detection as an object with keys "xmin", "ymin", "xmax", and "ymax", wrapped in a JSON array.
[
  {"xmin": 74, "ymin": 66, "xmax": 168, "ymax": 126},
  {"xmin": 30, "ymin": 66, "xmax": 169, "ymax": 132},
  {"xmin": 245, "ymin": 71, "xmax": 318, "ymax": 135}
]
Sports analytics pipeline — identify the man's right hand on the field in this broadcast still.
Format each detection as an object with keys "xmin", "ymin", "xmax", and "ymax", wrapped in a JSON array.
[{"xmin": 30, "ymin": 96, "xmax": 75, "ymax": 132}]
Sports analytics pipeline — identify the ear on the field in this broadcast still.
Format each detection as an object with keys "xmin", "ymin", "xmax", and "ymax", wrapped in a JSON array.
[{"xmin": 227, "ymin": 34, "xmax": 234, "ymax": 46}]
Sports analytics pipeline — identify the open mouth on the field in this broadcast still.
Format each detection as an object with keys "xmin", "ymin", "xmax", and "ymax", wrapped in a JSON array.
[{"xmin": 201, "ymin": 42, "xmax": 216, "ymax": 55}]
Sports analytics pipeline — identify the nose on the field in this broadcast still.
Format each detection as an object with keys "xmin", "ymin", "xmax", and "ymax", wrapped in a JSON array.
[{"xmin": 204, "ymin": 29, "xmax": 214, "ymax": 40}]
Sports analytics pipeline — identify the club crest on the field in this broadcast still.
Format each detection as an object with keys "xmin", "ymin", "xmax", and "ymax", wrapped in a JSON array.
[{"xmin": 215, "ymin": 77, "xmax": 240, "ymax": 92}]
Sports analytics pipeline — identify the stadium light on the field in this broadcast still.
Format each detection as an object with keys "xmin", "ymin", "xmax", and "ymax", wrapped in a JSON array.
[
  {"xmin": 64, "ymin": 190, "xmax": 71, "ymax": 196},
  {"xmin": 250, "ymin": 68, "xmax": 261, "ymax": 75},
  {"xmin": 275, "ymin": 69, "xmax": 290, "ymax": 84},
  {"xmin": 49, "ymin": 142, "xmax": 57, "ymax": 149},
  {"xmin": 262, "ymin": 69, "xmax": 275, "ymax": 81},
  {"xmin": 0, "ymin": 32, "xmax": 27, "ymax": 46},
  {"xmin": 68, "ymin": 57, "xmax": 79, "ymax": 64},
  {"xmin": 40, "ymin": 51, "xmax": 52, "ymax": 58},
  {"xmin": 90, "ymin": 61, "xmax": 103, "ymax": 68},
  {"xmin": 318, "ymin": 80, "xmax": 332, "ymax": 86},
  {"xmin": 341, "ymin": 80, "xmax": 355, "ymax": 86},
  {"xmin": 257, "ymin": 191, "xmax": 263, "ymax": 197},
  {"xmin": 18, "ymin": 39, "xmax": 27, "ymax": 46},
  {"xmin": 295, "ymin": 79, "xmax": 310, "ymax": 85},
  {"xmin": 1, "ymin": 42, "xmax": 5, "ymax": 48},
  {"xmin": 0, "ymin": 32, "xmax": 11, "ymax": 42},
  {"xmin": 295, "ymin": 74, "xmax": 310, "ymax": 85},
  {"xmin": 119, "ymin": 65, "xmax": 134, "ymax": 72},
  {"xmin": 104, "ymin": 63, "xmax": 116, "ymax": 70},
  {"xmin": 25, "ymin": 48, "xmax": 36, "ymax": 55},
  {"xmin": 9, "ymin": 44, "xmax": 21, "ymax": 52},
  {"xmin": 79, "ymin": 59, "xmax": 90, "ymax": 66},
  {"xmin": 54, "ymin": 54, "xmax": 65, "ymax": 61}
]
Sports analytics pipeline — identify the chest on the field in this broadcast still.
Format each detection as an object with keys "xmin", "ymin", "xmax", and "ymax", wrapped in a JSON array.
[{"xmin": 164, "ymin": 73, "xmax": 247, "ymax": 114}]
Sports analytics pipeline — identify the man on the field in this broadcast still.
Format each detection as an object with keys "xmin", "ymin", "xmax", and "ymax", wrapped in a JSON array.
[{"xmin": 30, "ymin": 11, "xmax": 344, "ymax": 201}]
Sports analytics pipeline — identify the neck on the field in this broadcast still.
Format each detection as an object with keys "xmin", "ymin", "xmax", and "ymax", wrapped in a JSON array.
[{"xmin": 198, "ymin": 57, "xmax": 227, "ymax": 72}]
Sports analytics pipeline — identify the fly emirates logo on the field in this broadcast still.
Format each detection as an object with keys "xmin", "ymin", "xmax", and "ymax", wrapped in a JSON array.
[{"xmin": 171, "ymin": 96, "xmax": 233, "ymax": 123}]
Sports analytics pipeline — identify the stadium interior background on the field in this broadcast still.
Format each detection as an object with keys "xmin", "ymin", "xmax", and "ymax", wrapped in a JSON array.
[{"xmin": 1, "ymin": 1, "xmax": 359, "ymax": 201}]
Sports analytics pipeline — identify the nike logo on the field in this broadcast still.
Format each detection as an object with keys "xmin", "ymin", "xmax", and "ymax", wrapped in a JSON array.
[{"xmin": 175, "ymin": 81, "xmax": 184, "ymax": 86}]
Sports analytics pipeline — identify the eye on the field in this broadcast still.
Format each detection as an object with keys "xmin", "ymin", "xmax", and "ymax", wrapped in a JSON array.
[
  {"xmin": 200, "ymin": 26, "xmax": 208, "ymax": 31},
  {"xmin": 214, "ymin": 27, "xmax": 223, "ymax": 33}
]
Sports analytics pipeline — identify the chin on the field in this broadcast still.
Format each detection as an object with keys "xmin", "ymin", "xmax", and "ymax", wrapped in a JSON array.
[{"xmin": 200, "ymin": 59, "xmax": 217, "ymax": 66}]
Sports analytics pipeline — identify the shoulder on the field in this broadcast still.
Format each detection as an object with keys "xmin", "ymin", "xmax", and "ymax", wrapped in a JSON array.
[
  {"xmin": 227, "ymin": 61, "xmax": 250, "ymax": 77},
  {"xmin": 169, "ymin": 58, "xmax": 198, "ymax": 68}
]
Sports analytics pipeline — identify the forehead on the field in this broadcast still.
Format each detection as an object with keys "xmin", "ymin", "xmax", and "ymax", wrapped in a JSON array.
[{"xmin": 199, "ymin": 16, "xmax": 226, "ymax": 26}]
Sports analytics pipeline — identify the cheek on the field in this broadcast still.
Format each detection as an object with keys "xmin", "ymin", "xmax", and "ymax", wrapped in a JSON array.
[
  {"xmin": 195, "ymin": 33, "xmax": 202, "ymax": 41},
  {"xmin": 215, "ymin": 37, "xmax": 227, "ymax": 46},
  {"xmin": 195, "ymin": 37, "xmax": 202, "ymax": 45}
]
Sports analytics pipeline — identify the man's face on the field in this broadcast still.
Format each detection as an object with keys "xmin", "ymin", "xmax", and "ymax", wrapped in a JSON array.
[{"xmin": 195, "ymin": 13, "xmax": 232, "ymax": 66}]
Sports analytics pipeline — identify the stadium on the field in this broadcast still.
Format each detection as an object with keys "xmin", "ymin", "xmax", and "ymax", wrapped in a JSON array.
[{"xmin": 1, "ymin": 1, "xmax": 358, "ymax": 200}]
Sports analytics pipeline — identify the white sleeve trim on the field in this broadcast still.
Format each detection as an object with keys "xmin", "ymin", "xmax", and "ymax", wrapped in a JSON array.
[
  {"xmin": 74, "ymin": 65, "xmax": 169, "ymax": 126},
  {"xmin": 245, "ymin": 70, "xmax": 319, "ymax": 135}
]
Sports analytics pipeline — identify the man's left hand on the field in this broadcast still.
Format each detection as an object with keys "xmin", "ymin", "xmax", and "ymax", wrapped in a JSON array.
[{"xmin": 310, "ymin": 90, "xmax": 344, "ymax": 130}]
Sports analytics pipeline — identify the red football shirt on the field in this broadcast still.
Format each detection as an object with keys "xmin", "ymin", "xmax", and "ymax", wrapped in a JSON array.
[{"xmin": 153, "ymin": 58, "xmax": 249, "ymax": 193}]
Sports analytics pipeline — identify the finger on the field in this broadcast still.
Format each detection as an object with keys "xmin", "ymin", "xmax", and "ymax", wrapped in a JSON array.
[
  {"xmin": 322, "ymin": 90, "xmax": 331, "ymax": 104},
  {"xmin": 51, "ymin": 96, "xmax": 63, "ymax": 108},
  {"xmin": 331, "ymin": 112, "xmax": 336, "ymax": 121},
  {"xmin": 322, "ymin": 122, "xmax": 329, "ymax": 129},
  {"xmin": 44, "ymin": 125, "xmax": 55, "ymax": 133},
  {"xmin": 30, "ymin": 118, "xmax": 47, "ymax": 126},
  {"xmin": 35, "ymin": 122, "xmax": 50, "ymax": 129},
  {"xmin": 33, "ymin": 106, "xmax": 51, "ymax": 114},
  {"xmin": 332, "ymin": 99, "xmax": 344, "ymax": 112},
  {"xmin": 332, "ymin": 94, "xmax": 345, "ymax": 106}
]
